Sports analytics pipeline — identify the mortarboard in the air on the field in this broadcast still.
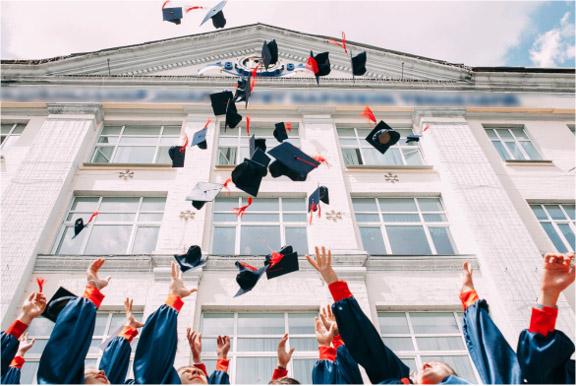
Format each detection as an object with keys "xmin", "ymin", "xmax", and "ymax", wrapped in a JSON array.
[
  {"xmin": 174, "ymin": 245, "xmax": 206, "ymax": 272},
  {"xmin": 42, "ymin": 287, "xmax": 78, "ymax": 323},
  {"xmin": 162, "ymin": 7, "xmax": 183, "ymax": 24},
  {"xmin": 406, "ymin": 134, "xmax": 421, "ymax": 144},
  {"xmin": 210, "ymin": 91, "xmax": 234, "ymax": 116},
  {"xmin": 308, "ymin": 186, "xmax": 329, "ymax": 213},
  {"xmin": 234, "ymin": 77, "xmax": 250, "ymax": 107},
  {"xmin": 225, "ymin": 99, "xmax": 243, "ymax": 129},
  {"xmin": 273, "ymin": 122, "xmax": 290, "ymax": 143},
  {"xmin": 351, "ymin": 51, "xmax": 367, "ymax": 76},
  {"xmin": 234, "ymin": 261, "xmax": 268, "ymax": 297},
  {"xmin": 200, "ymin": 0, "xmax": 227, "ymax": 29},
  {"xmin": 261, "ymin": 40, "xmax": 278, "ymax": 70},
  {"xmin": 249, "ymin": 135, "xmax": 267, "ymax": 157},
  {"xmin": 192, "ymin": 128, "xmax": 208, "ymax": 149},
  {"xmin": 72, "ymin": 212, "xmax": 98, "ymax": 239},
  {"xmin": 365, "ymin": 121, "xmax": 401, "ymax": 155},
  {"xmin": 168, "ymin": 146, "xmax": 186, "ymax": 167},
  {"xmin": 231, "ymin": 158, "xmax": 267, "ymax": 196},
  {"xmin": 186, "ymin": 182, "xmax": 223, "ymax": 210},
  {"xmin": 307, "ymin": 51, "xmax": 331, "ymax": 85},
  {"xmin": 268, "ymin": 142, "xmax": 320, "ymax": 181},
  {"xmin": 265, "ymin": 246, "xmax": 299, "ymax": 279}
]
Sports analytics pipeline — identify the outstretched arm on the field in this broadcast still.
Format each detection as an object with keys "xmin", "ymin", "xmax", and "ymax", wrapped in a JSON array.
[
  {"xmin": 1, "ymin": 333, "xmax": 36, "ymax": 385},
  {"xmin": 271, "ymin": 334, "xmax": 295, "ymax": 381},
  {"xmin": 208, "ymin": 335, "xmax": 231, "ymax": 384}
]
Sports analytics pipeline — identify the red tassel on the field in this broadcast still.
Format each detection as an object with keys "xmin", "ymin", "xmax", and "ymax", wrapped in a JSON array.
[
  {"xmin": 341, "ymin": 32, "xmax": 348, "ymax": 54},
  {"xmin": 309, "ymin": 211, "xmax": 313, "ymax": 225},
  {"xmin": 269, "ymin": 252, "xmax": 285, "ymax": 268},
  {"xmin": 250, "ymin": 68, "xmax": 257, "ymax": 92},
  {"xmin": 362, "ymin": 106, "xmax": 376, "ymax": 123},
  {"xmin": 185, "ymin": 6, "xmax": 203, "ymax": 12},
  {"xmin": 179, "ymin": 135, "xmax": 189, "ymax": 153},
  {"xmin": 36, "ymin": 278, "xmax": 45, "ymax": 293},
  {"xmin": 285, "ymin": 122, "xmax": 292, "ymax": 132},
  {"xmin": 239, "ymin": 262, "xmax": 258, "ymax": 271},
  {"xmin": 423, "ymin": 124, "xmax": 430, "ymax": 132},
  {"xmin": 87, "ymin": 211, "xmax": 99, "ymax": 224},
  {"xmin": 161, "ymin": 0, "xmax": 170, "ymax": 9},
  {"xmin": 233, "ymin": 197, "xmax": 253, "ymax": 218},
  {"xmin": 313, "ymin": 155, "xmax": 329, "ymax": 166},
  {"xmin": 294, "ymin": 156, "xmax": 319, "ymax": 168},
  {"xmin": 203, "ymin": 118, "xmax": 212, "ymax": 128},
  {"xmin": 223, "ymin": 177, "xmax": 232, "ymax": 190},
  {"xmin": 246, "ymin": 115, "xmax": 251, "ymax": 135},
  {"xmin": 306, "ymin": 56, "xmax": 319, "ymax": 74}
]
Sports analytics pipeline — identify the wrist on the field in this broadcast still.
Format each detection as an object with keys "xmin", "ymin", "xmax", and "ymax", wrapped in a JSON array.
[
  {"xmin": 277, "ymin": 361, "xmax": 287, "ymax": 369},
  {"xmin": 321, "ymin": 269, "xmax": 338, "ymax": 285},
  {"xmin": 218, "ymin": 353, "xmax": 228, "ymax": 360},
  {"xmin": 17, "ymin": 313, "xmax": 33, "ymax": 325},
  {"xmin": 538, "ymin": 290, "xmax": 560, "ymax": 308},
  {"xmin": 193, "ymin": 355, "xmax": 201, "ymax": 363}
]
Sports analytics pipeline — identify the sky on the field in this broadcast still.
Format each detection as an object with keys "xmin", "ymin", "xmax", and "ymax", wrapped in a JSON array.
[{"xmin": 0, "ymin": 0, "xmax": 574, "ymax": 68}]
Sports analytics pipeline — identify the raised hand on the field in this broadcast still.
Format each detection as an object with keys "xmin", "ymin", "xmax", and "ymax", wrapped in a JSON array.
[
  {"xmin": 460, "ymin": 261, "xmax": 475, "ymax": 294},
  {"xmin": 539, "ymin": 253, "xmax": 575, "ymax": 307},
  {"xmin": 17, "ymin": 333, "xmax": 36, "ymax": 357},
  {"xmin": 170, "ymin": 262, "xmax": 198, "ymax": 298},
  {"xmin": 86, "ymin": 258, "xmax": 111, "ymax": 290},
  {"xmin": 217, "ymin": 335, "xmax": 231, "ymax": 360},
  {"xmin": 124, "ymin": 298, "xmax": 144, "ymax": 329},
  {"xmin": 315, "ymin": 316, "xmax": 336, "ymax": 347},
  {"xmin": 187, "ymin": 328, "xmax": 202, "ymax": 363},
  {"xmin": 306, "ymin": 246, "xmax": 338, "ymax": 284},
  {"xmin": 320, "ymin": 305, "xmax": 339, "ymax": 337},
  {"xmin": 19, "ymin": 292, "xmax": 47, "ymax": 325},
  {"xmin": 277, "ymin": 333, "xmax": 295, "ymax": 369}
]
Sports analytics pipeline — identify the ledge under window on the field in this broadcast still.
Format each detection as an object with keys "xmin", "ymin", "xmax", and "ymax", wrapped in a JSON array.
[
  {"xmin": 505, "ymin": 160, "xmax": 554, "ymax": 166},
  {"xmin": 215, "ymin": 164, "xmax": 235, "ymax": 170},
  {"xmin": 346, "ymin": 165, "xmax": 434, "ymax": 171},
  {"xmin": 81, "ymin": 163, "xmax": 173, "ymax": 170}
]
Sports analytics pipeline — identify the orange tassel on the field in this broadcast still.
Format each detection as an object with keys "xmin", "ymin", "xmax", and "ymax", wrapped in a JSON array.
[
  {"xmin": 161, "ymin": 0, "xmax": 170, "ymax": 9},
  {"xmin": 239, "ymin": 262, "xmax": 258, "ymax": 271},
  {"xmin": 269, "ymin": 252, "xmax": 285, "ymax": 268},
  {"xmin": 233, "ymin": 197, "xmax": 253, "ymax": 218},
  {"xmin": 285, "ymin": 122, "xmax": 292, "ymax": 132},
  {"xmin": 246, "ymin": 115, "xmax": 251, "ymax": 135},
  {"xmin": 250, "ymin": 68, "xmax": 257, "ymax": 92},
  {"xmin": 313, "ymin": 155, "xmax": 329, "ymax": 166},
  {"xmin": 179, "ymin": 135, "xmax": 189, "ymax": 153},
  {"xmin": 361, "ymin": 106, "xmax": 376, "ymax": 123},
  {"xmin": 36, "ymin": 278, "xmax": 45, "ymax": 293},
  {"xmin": 223, "ymin": 177, "xmax": 232, "ymax": 190},
  {"xmin": 203, "ymin": 118, "xmax": 212, "ymax": 128},
  {"xmin": 87, "ymin": 211, "xmax": 99, "ymax": 224},
  {"xmin": 185, "ymin": 6, "xmax": 203, "ymax": 12},
  {"xmin": 306, "ymin": 56, "xmax": 319, "ymax": 74}
]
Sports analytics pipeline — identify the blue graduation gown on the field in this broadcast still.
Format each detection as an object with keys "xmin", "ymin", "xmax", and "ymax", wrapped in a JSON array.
[
  {"xmin": 0, "ymin": 331, "xmax": 20, "ymax": 379},
  {"xmin": 99, "ymin": 335, "xmax": 133, "ymax": 384},
  {"xmin": 312, "ymin": 344, "xmax": 363, "ymax": 384},
  {"xmin": 1, "ymin": 367, "xmax": 21, "ymax": 385}
]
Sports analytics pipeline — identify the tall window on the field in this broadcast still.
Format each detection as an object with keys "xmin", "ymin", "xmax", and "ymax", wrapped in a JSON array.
[
  {"xmin": 21, "ymin": 309, "xmax": 143, "ymax": 383},
  {"xmin": 378, "ymin": 311, "xmax": 478, "ymax": 382},
  {"xmin": 212, "ymin": 197, "xmax": 308, "ymax": 255},
  {"xmin": 353, "ymin": 197, "xmax": 456, "ymax": 255},
  {"xmin": 54, "ymin": 196, "xmax": 166, "ymax": 255},
  {"xmin": 1, "ymin": 123, "xmax": 26, "ymax": 150},
  {"xmin": 91, "ymin": 125, "xmax": 181, "ymax": 164},
  {"xmin": 217, "ymin": 124, "xmax": 300, "ymax": 166},
  {"xmin": 337, "ymin": 126, "xmax": 423, "ymax": 166},
  {"xmin": 531, "ymin": 203, "xmax": 575, "ymax": 252},
  {"xmin": 485, "ymin": 127, "xmax": 541, "ymax": 161},
  {"xmin": 200, "ymin": 312, "xmax": 317, "ymax": 384}
]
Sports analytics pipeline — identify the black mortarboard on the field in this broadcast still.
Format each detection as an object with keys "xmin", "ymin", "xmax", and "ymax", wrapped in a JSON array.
[
  {"xmin": 308, "ymin": 186, "xmax": 329, "ymax": 213},
  {"xmin": 273, "ymin": 122, "xmax": 289, "ymax": 143},
  {"xmin": 251, "ymin": 148, "xmax": 271, "ymax": 169},
  {"xmin": 265, "ymin": 246, "xmax": 299, "ymax": 279},
  {"xmin": 249, "ymin": 135, "xmax": 267, "ymax": 156},
  {"xmin": 200, "ymin": 0, "xmax": 227, "ymax": 29},
  {"xmin": 192, "ymin": 127, "xmax": 208, "ymax": 149},
  {"xmin": 406, "ymin": 134, "xmax": 421, "ymax": 144},
  {"xmin": 162, "ymin": 7, "xmax": 183, "ymax": 24},
  {"xmin": 74, "ymin": 218, "xmax": 85, "ymax": 238},
  {"xmin": 234, "ymin": 77, "xmax": 252, "ymax": 108},
  {"xmin": 168, "ymin": 146, "xmax": 185, "ymax": 167},
  {"xmin": 308, "ymin": 51, "xmax": 331, "ymax": 85},
  {"xmin": 268, "ymin": 142, "xmax": 320, "ymax": 181},
  {"xmin": 210, "ymin": 91, "xmax": 234, "ymax": 116},
  {"xmin": 365, "ymin": 121, "xmax": 401, "ymax": 155},
  {"xmin": 186, "ymin": 182, "xmax": 223, "ymax": 210},
  {"xmin": 174, "ymin": 245, "xmax": 206, "ymax": 272},
  {"xmin": 42, "ymin": 287, "xmax": 78, "ymax": 323},
  {"xmin": 261, "ymin": 40, "xmax": 278, "ymax": 70},
  {"xmin": 225, "ymin": 99, "xmax": 243, "ymax": 129},
  {"xmin": 351, "ymin": 51, "xmax": 367, "ymax": 76},
  {"xmin": 235, "ymin": 261, "xmax": 268, "ymax": 297},
  {"xmin": 231, "ymin": 159, "xmax": 267, "ymax": 196}
]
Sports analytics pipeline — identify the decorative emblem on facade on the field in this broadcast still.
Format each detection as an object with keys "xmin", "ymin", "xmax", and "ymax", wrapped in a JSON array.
[
  {"xmin": 118, "ymin": 170, "xmax": 134, "ymax": 180},
  {"xmin": 199, "ymin": 54, "xmax": 307, "ymax": 78},
  {"xmin": 179, "ymin": 210, "xmax": 196, "ymax": 221},
  {"xmin": 326, "ymin": 210, "xmax": 343, "ymax": 222},
  {"xmin": 384, "ymin": 172, "xmax": 399, "ymax": 183}
]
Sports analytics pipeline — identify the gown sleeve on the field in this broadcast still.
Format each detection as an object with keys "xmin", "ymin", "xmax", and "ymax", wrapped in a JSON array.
[
  {"xmin": 312, "ymin": 343, "xmax": 363, "ymax": 384},
  {"xmin": 1, "ymin": 356, "xmax": 24, "ymax": 385},
  {"xmin": 207, "ymin": 359, "xmax": 230, "ymax": 385},
  {"xmin": 99, "ymin": 326, "xmax": 139, "ymax": 384},
  {"xmin": 1, "ymin": 320, "xmax": 27, "ymax": 376}
]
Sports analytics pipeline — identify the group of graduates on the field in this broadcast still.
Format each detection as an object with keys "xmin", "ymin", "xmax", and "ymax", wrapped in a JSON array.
[{"xmin": 1, "ymin": 250, "xmax": 574, "ymax": 385}]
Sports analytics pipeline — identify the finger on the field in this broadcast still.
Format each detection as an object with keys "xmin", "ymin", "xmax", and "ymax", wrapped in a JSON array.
[
  {"xmin": 27, "ymin": 292, "xmax": 35, "ymax": 301},
  {"xmin": 30, "ymin": 337, "xmax": 36, "ymax": 345},
  {"xmin": 171, "ymin": 262, "xmax": 177, "ymax": 279},
  {"xmin": 315, "ymin": 246, "xmax": 320, "ymax": 260},
  {"xmin": 289, "ymin": 347, "xmax": 296, "ymax": 357},
  {"xmin": 327, "ymin": 248, "xmax": 332, "ymax": 267},
  {"xmin": 105, "ymin": 276, "xmax": 112, "ymax": 284},
  {"xmin": 305, "ymin": 255, "xmax": 319, "ymax": 271},
  {"xmin": 327, "ymin": 305, "xmax": 333, "ymax": 318}
]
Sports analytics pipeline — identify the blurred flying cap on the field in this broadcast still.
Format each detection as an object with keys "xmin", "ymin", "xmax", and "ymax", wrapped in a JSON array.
[
  {"xmin": 168, "ymin": 146, "xmax": 185, "ymax": 167},
  {"xmin": 261, "ymin": 40, "xmax": 278, "ymax": 69},
  {"xmin": 73, "ymin": 212, "xmax": 98, "ymax": 239},
  {"xmin": 186, "ymin": 182, "xmax": 223, "ymax": 210},
  {"xmin": 42, "ymin": 287, "xmax": 78, "ymax": 323},
  {"xmin": 308, "ymin": 186, "xmax": 329, "ymax": 213},
  {"xmin": 351, "ymin": 51, "xmax": 367, "ymax": 76},
  {"xmin": 162, "ymin": 7, "xmax": 183, "ymax": 24},
  {"xmin": 251, "ymin": 149, "xmax": 271, "ymax": 169},
  {"xmin": 234, "ymin": 261, "xmax": 268, "ymax": 297},
  {"xmin": 191, "ymin": 127, "xmax": 208, "ymax": 149},
  {"xmin": 231, "ymin": 159, "xmax": 267, "ymax": 196},
  {"xmin": 273, "ymin": 122, "xmax": 290, "ymax": 143},
  {"xmin": 268, "ymin": 142, "xmax": 320, "ymax": 181},
  {"xmin": 200, "ymin": 0, "xmax": 227, "ymax": 29},
  {"xmin": 249, "ymin": 135, "xmax": 267, "ymax": 156},
  {"xmin": 210, "ymin": 91, "xmax": 234, "ymax": 116},
  {"xmin": 265, "ymin": 248, "xmax": 299, "ymax": 280},
  {"xmin": 174, "ymin": 245, "xmax": 206, "ymax": 272},
  {"xmin": 365, "ymin": 121, "xmax": 400, "ymax": 155},
  {"xmin": 406, "ymin": 134, "xmax": 421, "ymax": 144},
  {"xmin": 307, "ymin": 51, "xmax": 331, "ymax": 85},
  {"xmin": 234, "ymin": 77, "xmax": 252, "ymax": 108},
  {"xmin": 225, "ymin": 99, "xmax": 243, "ymax": 129}
]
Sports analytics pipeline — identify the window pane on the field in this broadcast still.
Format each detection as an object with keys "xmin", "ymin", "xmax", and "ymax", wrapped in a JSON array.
[
  {"xmin": 138, "ymin": 213, "xmax": 163, "ymax": 222},
  {"xmin": 558, "ymin": 224, "xmax": 575, "ymax": 251},
  {"xmin": 113, "ymin": 146, "xmax": 156, "ymax": 163},
  {"xmin": 27, "ymin": 339, "xmax": 48, "ymax": 354},
  {"xmin": 293, "ymin": 359, "xmax": 315, "ymax": 385},
  {"xmin": 418, "ymin": 198, "xmax": 443, "ymax": 212},
  {"xmin": 410, "ymin": 313, "xmax": 459, "ymax": 334},
  {"xmin": 249, "ymin": 198, "xmax": 279, "ymax": 211},
  {"xmin": 212, "ymin": 227, "xmax": 235, "ymax": 255},
  {"xmin": 214, "ymin": 213, "xmax": 237, "ymax": 222},
  {"xmin": 400, "ymin": 358, "xmax": 417, "ymax": 373},
  {"xmin": 132, "ymin": 227, "xmax": 159, "ymax": 253},
  {"xmin": 92, "ymin": 147, "xmax": 114, "ymax": 163},
  {"xmin": 511, "ymin": 127, "xmax": 528, "ymax": 139},
  {"xmin": 27, "ymin": 317, "xmax": 54, "ymax": 336},
  {"xmin": 218, "ymin": 147, "xmax": 237, "ymax": 165},
  {"xmin": 214, "ymin": 198, "xmax": 239, "ymax": 211},
  {"xmin": 382, "ymin": 214, "xmax": 420, "ymax": 222},
  {"xmin": 240, "ymin": 226, "xmax": 280, "ymax": 255},
  {"xmin": 236, "ymin": 357, "xmax": 277, "ymax": 384},
  {"xmin": 84, "ymin": 225, "xmax": 132, "ymax": 254},
  {"xmin": 238, "ymin": 313, "xmax": 284, "ymax": 335},
  {"xmin": 202, "ymin": 337, "xmax": 218, "ymax": 353},
  {"xmin": 100, "ymin": 197, "xmax": 139, "ymax": 212},
  {"xmin": 20, "ymin": 361, "xmax": 39, "ymax": 385},
  {"xmin": 283, "ymin": 214, "xmax": 307, "ymax": 222},
  {"xmin": 162, "ymin": 126, "xmax": 181, "ymax": 135},
  {"xmin": 288, "ymin": 337, "xmax": 316, "ymax": 351},
  {"xmin": 379, "ymin": 148, "xmax": 404, "ymax": 165},
  {"xmin": 94, "ymin": 313, "xmax": 110, "ymax": 335},
  {"xmin": 101, "ymin": 126, "xmax": 122, "ymax": 135},
  {"xmin": 383, "ymin": 337, "xmax": 414, "ymax": 351},
  {"xmin": 237, "ymin": 338, "xmax": 279, "ymax": 352},
  {"xmin": 379, "ymin": 312, "xmax": 410, "ymax": 334},
  {"xmin": 56, "ymin": 226, "xmax": 86, "ymax": 254},
  {"xmin": 356, "ymin": 214, "xmax": 380, "ymax": 222},
  {"xmin": 359, "ymin": 227, "xmax": 386, "ymax": 255},
  {"xmin": 156, "ymin": 146, "xmax": 172, "ymax": 163},
  {"xmin": 95, "ymin": 213, "xmax": 136, "ymax": 222},
  {"xmin": 98, "ymin": 136, "xmax": 119, "ymax": 144},
  {"xmin": 123, "ymin": 126, "xmax": 161, "ymax": 136},
  {"xmin": 362, "ymin": 147, "xmax": 385, "ymax": 165},
  {"xmin": 541, "ymin": 223, "xmax": 568, "ymax": 253},
  {"xmin": 545, "ymin": 205, "xmax": 567, "ymax": 220},
  {"xmin": 562, "ymin": 204, "xmax": 575, "ymax": 220},
  {"xmin": 288, "ymin": 313, "xmax": 316, "ymax": 334},
  {"xmin": 119, "ymin": 136, "xmax": 158, "ymax": 145},
  {"xmin": 282, "ymin": 198, "xmax": 305, "ymax": 212},
  {"xmin": 202, "ymin": 313, "xmax": 235, "ymax": 336},
  {"xmin": 241, "ymin": 213, "xmax": 279, "ymax": 222},
  {"xmin": 492, "ymin": 141, "xmax": 510, "ymax": 160},
  {"xmin": 429, "ymin": 227, "xmax": 455, "ymax": 255},
  {"xmin": 379, "ymin": 198, "xmax": 417, "ymax": 212},
  {"xmin": 337, "ymin": 128, "xmax": 356, "ymax": 136},
  {"xmin": 496, "ymin": 129, "xmax": 513, "ymax": 139},
  {"xmin": 141, "ymin": 197, "xmax": 166, "ymax": 211},
  {"xmin": 421, "ymin": 356, "xmax": 476, "ymax": 383},
  {"xmin": 402, "ymin": 147, "xmax": 423, "ymax": 165},
  {"xmin": 504, "ymin": 142, "xmax": 525, "ymax": 160},
  {"xmin": 423, "ymin": 214, "xmax": 447, "ymax": 222},
  {"xmin": 342, "ymin": 148, "xmax": 362, "ymax": 166},
  {"xmin": 386, "ymin": 226, "xmax": 431, "ymax": 255},
  {"xmin": 71, "ymin": 197, "xmax": 99, "ymax": 212},
  {"xmin": 285, "ymin": 227, "xmax": 308, "ymax": 254},
  {"xmin": 352, "ymin": 198, "xmax": 377, "ymax": 212},
  {"xmin": 531, "ymin": 205, "xmax": 547, "ymax": 220},
  {"xmin": 520, "ymin": 141, "xmax": 541, "ymax": 160},
  {"xmin": 417, "ymin": 336, "xmax": 465, "ymax": 351}
]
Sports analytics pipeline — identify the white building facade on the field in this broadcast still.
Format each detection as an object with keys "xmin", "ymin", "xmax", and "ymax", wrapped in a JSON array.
[{"xmin": 1, "ymin": 24, "xmax": 575, "ymax": 383}]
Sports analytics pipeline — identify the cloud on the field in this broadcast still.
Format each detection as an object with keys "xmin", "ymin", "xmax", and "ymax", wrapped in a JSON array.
[{"xmin": 529, "ymin": 11, "xmax": 575, "ymax": 67}]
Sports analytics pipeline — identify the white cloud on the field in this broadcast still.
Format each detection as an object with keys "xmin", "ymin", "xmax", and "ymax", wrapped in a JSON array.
[{"xmin": 530, "ymin": 11, "xmax": 575, "ymax": 67}]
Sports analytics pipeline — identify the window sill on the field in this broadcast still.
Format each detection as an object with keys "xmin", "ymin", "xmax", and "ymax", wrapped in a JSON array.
[
  {"xmin": 215, "ymin": 165, "xmax": 235, "ymax": 170},
  {"xmin": 505, "ymin": 160, "xmax": 554, "ymax": 166},
  {"xmin": 346, "ymin": 165, "xmax": 434, "ymax": 171},
  {"xmin": 81, "ymin": 163, "xmax": 173, "ymax": 170}
]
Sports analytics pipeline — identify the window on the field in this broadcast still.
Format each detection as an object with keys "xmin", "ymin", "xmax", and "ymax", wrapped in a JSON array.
[
  {"xmin": 1, "ymin": 123, "xmax": 26, "ymax": 150},
  {"xmin": 531, "ymin": 203, "xmax": 575, "ymax": 253},
  {"xmin": 485, "ymin": 127, "xmax": 541, "ymax": 161},
  {"xmin": 338, "ymin": 126, "xmax": 423, "ymax": 166},
  {"xmin": 91, "ymin": 125, "xmax": 181, "ymax": 164},
  {"xmin": 353, "ymin": 197, "xmax": 456, "ymax": 255},
  {"xmin": 54, "ymin": 196, "xmax": 166, "ymax": 255},
  {"xmin": 212, "ymin": 197, "xmax": 308, "ymax": 255},
  {"xmin": 568, "ymin": 124, "xmax": 575, "ymax": 135},
  {"xmin": 21, "ymin": 309, "xmax": 143, "ymax": 383},
  {"xmin": 378, "ymin": 311, "xmax": 478, "ymax": 382},
  {"xmin": 217, "ymin": 124, "xmax": 300, "ymax": 166},
  {"xmin": 200, "ymin": 312, "xmax": 317, "ymax": 384}
]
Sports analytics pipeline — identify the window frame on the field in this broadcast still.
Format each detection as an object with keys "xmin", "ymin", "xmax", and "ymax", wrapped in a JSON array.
[
  {"xmin": 484, "ymin": 126, "xmax": 542, "ymax": 161},
  {"xmin": 530, "ymin": 203, "xmax": 575, "ymax": 253},
  {"xmin": 0, "ymin": 122, "xmax": 26, "ymax": 150}
]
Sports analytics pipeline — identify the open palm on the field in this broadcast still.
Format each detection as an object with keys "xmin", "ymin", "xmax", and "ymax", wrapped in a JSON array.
[{"xmin": 541, "ymin": 253, "xmax": 575, "ymax": 294}]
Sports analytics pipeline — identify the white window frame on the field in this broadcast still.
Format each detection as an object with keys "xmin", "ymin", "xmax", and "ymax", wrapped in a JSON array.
[
  {"xmin": 90, "ymin": 124, "xmax": 181, "ymax": 164},
  {"xmin": 484, "ymin": 126, "xmax": 542, "ymax": 161},
  {"xmin": 353, "ymin": 197, "xmax": 456, "ymax": 255},
  {"xmin": 211, "ymin": 197, "xmax": 308, "ymax": 255},
  {"xmin": 530, "ymin": 203, "xmax": 575, "ymax": 252},
  {"xmin": 52, "ymin": 196, "xmax": 166, "ymax": 255},
  {"xmin": 0, "ymin": 122, "xmax": 26, "ymax": 150}
]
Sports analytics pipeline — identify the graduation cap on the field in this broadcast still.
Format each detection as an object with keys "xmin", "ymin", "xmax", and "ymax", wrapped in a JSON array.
[
  {"xmin": 351, "ymin": 51, "xmax": 367, "ymax": 76},
  {"xmin": 72, "ymin": 212, "xmax": 98, "ymax": 239},
  {"xmin": 268, "ymin": 142, "xmax": 320, "ymax": 181},
  {"xmin": 265, "ymin": 246, "xmax": 299, "ymax": 279},
  {"xmin": 249, "ymin": 135, "xmax": 267, "ymax": 156},
  {"xmin": 174, "ymin": 245, "xmax": 206, "ymax": 272},
  {"xmin": 210, "ymin": 91, "xmax": 234, "ymax": 116},
  {"xmin": 234, "ymin": 77, "xmax": 252, "ymax": 108},
  {"xmin": 365, "ymin": 121, "xmax": 401, "ymax": 155},
  {"xmin": 200, "ymin": 0, "xmax": 227, "ymax": 29},
  {"xmin": 186, "ymin": 182, "xmax": 224, "ymax": 210},
  {"xmin": 307, "ymin": 51, "xmax": 331, "ymax": 85},
  {"xmin": 235, "ymin": 261, "xmax": 268, "ymax": 297},
  {"xmin": 406, "ymin": 134, "xmax": 421, "ymax": 144},
  {"xmin": 168, "ymin": 146, "xmax": 186, "ymax": 167},
  {"xmin": 231, "ymin": 158, "xmax": 267, "ymax": 196},
  {"xmin": 225, "ymin": 99, "xmax": 243, "ymax": 130},
  {"xmin": 162, "ymin": 7, "xmax": 183, "ymax": 24},
  {"xmin": 42, "ymin": 287, "xmax": 78, "ymax": 323},
  {"xmin": 192, "ymin": 128, "xmax": 208, "ymax": 149},
  {"xmin": 261, "ymin": 40, "xmax": 278, "ymax": 70},
  {"xmin": 273, "ymin": 122, "xmax": 291, "ymax": 143},
  {"xmin": 308, "ymin": 186, "xmax": 329, "ymax": 224}
]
